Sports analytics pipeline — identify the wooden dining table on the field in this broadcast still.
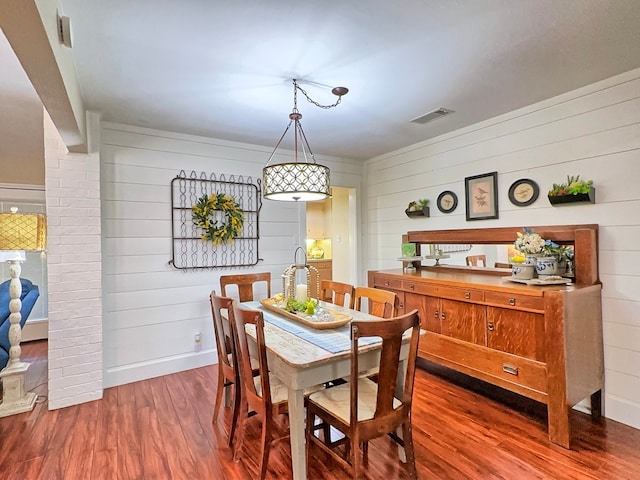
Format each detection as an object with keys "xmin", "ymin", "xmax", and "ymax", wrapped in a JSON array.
[{"xmin": 240, "ymin": 299, "xmax": 416, "ymax": 480}]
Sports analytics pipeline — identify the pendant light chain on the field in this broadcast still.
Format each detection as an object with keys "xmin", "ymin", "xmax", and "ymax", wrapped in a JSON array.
[{"xmin": 295, "ymin": 80, "xmax": 345, "ymax": 109}]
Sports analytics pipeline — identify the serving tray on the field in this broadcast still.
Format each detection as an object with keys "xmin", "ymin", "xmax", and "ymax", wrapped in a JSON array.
[
  {"xmin": 259, "ymin": 297, "xmax": 352, "ymax": 330},
  {"xmin": 502, "ymin": 276, "xmax": 573, "ymax": 286}
]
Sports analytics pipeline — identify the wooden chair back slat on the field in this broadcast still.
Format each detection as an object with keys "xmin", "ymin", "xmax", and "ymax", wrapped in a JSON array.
[
  {"xmin": 353, "ymin": 286, "xmax": 397, "ymax": 318},
  {"xmin": 220, "ymin": 272, "xmax": 271, "ymax": 302},
  {"xmin": 466, "ymin": 254, "xmax": 487, "ymax": 267},
  {"xmin": 320, "ymin": 280, "xmax": 355, "ymax": 308}
]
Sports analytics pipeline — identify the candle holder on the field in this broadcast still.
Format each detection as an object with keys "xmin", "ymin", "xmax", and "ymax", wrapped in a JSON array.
[{"xmin": 282, "ymin": 246, "xmax": 320, "ymax": 301}]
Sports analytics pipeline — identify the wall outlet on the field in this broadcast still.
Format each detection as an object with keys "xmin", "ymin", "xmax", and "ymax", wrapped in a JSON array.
[{"xmin": 194, "ymin": 332, "xmax": 202, "ymax": 352}]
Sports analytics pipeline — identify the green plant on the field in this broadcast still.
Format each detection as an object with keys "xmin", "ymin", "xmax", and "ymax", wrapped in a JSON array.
[
  {"xmin": 548, "ymin": 175, "xmax": 593, "ymax": 196},
  {"xmin": 407, "ymin": 198, "xmax": 430, "ymax": 212},
  {"xmin": 285, "ymin": 297, "xmax": 318, "ymax": 315}
]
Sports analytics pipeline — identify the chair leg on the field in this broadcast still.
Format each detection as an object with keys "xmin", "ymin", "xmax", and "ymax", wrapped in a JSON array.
[
  {"xmin": 258, "ymin": 418, "xmax": 273, "ymax": 480},
  {"xmin": 305, "ymin": 409, "xmax": 314, "ymax": 473},
  {"xmin": 212, "ymin": 369, "xmax": 225, "ymax": 423},
  {"xmin": 228, "ymin": 382, "xmax": 240, "ymax": 447},
  {"xmin": 233, "ymin": 401, "xmax": 248, "ymax": 463},
  {"xmin": 362, "ymin": 441, "xmax": 369, "ymax": 466},
  {"xmin": 402, "ymin": 422, "xmax": 417, "ymax": 479}
]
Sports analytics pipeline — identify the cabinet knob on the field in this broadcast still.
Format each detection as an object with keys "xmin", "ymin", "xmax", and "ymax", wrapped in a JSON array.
[
  {"xmin": 502, "ymin": 364, "xmax": 519, "ymax": 376},
  {"xmin": 465, "ymin": 292, "xmax": 470, "ymax": 299},
  {"xmin": 488, "ymin": 321, "xmax": 494, "ymax": 332},
  {"xmin": 509, "ymin": 297, "xmax": 516, "ymax": 306},
  {"xmin": 385, "ymin": 281, "xmax": 390, "ymax": 286},
  {"xmin": 434, "ymin": 310, "xmax": 439, "ymax": 319},
  {"xmin": 409, "ymin": 284, "xmax": 415, "ymax": 290},
  {"xmin": 440, "ymin": 312, "xmax": 446, "ymax": 320}
]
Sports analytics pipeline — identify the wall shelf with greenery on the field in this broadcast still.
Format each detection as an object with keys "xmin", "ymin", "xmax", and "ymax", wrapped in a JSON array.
[
  {"xmin": 547, "ymin": 175, "xmax": 595, "ymax": 206},
  {"xmin": 405, "ymin": 199, "xmax": 430, "ymax": 218},
  {"xmin": 548, "ymin": 187, "xmax": 596, "ymax": 205}
]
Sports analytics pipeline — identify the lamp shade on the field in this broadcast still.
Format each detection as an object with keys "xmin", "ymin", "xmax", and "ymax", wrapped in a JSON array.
[
  {"xmin": 263, "ymin": 162, "xmax": 330, "ymax": 202},
  {"xmin": 0, "ymin": 213, "xmax": 47, "ymax": 251}
]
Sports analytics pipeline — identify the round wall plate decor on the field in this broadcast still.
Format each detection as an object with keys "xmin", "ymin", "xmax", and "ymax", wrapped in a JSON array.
[
  {"xmin": 508, "ymin": 178, "xmax": 539, "ymax": 206},
  {"xmin": 437, "ymin": 191, "xmax": 458, "ymax": 213}
]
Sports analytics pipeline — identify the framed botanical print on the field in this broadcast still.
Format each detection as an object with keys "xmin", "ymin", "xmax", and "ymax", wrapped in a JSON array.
[
  {"xmin": 508, "ymin": 178, "xmax": 539, "ymax": 206},
  {"xmin": 436, "ymin": 190, "xmax": 458, "ymax": 213},
  {"xmin": 465, "ymin": 171, "xmax": 498, "ymax": 221}
]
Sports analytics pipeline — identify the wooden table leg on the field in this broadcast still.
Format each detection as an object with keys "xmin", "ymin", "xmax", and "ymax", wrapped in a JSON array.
[{"xmin": 287, "ymin": 388, "xmax": 307, "ymax": 480}]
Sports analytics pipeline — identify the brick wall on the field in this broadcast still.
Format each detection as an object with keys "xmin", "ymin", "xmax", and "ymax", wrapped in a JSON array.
[{"xmin": 43, "ymin": 110, "xmax": 103, "ymax": 409}]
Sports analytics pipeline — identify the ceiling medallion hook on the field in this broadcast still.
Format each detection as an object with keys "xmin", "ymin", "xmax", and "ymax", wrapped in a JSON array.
[{"xmin": 262, "ymin": 78, "xmax": 349, "ymax": 202}]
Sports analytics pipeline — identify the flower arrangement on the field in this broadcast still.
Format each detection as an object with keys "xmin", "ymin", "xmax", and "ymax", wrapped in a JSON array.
[
  {"xmin": 514, "ymin": 227, "xmax": 545, "ymax": 254},
  {"xmin": 192, "ymin": 193, "xmax": 244, "ymax": 245}
]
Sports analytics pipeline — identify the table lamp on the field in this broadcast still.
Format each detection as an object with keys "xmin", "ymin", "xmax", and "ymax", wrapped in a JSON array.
[{"xmin": 0, "ymin": 207, "xmax": 47, "ymax": 417}]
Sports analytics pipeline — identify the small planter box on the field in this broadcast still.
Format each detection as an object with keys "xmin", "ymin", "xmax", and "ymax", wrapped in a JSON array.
[
  {"xmin": 548, "ymin": 187, "xmax": 595, "ymax": 206},
  {"xmin": 405, "ymin": 206, "xmax": 430, "ymax": 218}
]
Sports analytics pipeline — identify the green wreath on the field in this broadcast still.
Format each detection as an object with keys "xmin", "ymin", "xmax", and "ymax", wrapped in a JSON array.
[{"xmin": 191, "ymin": 193, "xmax": 244, "ymax": 245}]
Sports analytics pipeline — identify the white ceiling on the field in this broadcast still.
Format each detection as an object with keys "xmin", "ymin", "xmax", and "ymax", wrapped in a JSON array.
[{"xmin": 5, "ymin": 0, "xmax": 640, "ymax": 162}]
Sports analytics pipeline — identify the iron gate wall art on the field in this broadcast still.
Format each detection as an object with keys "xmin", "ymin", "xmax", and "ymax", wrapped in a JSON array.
[{"xmin": 169, "ymin": 170, "xmax": 262, "ymax": 269}]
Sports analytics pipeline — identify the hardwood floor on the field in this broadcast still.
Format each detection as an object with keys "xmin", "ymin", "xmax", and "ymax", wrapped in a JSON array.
[{"xmin": 1, "ymin": 340, "xmax": 639, "ymax": 479}]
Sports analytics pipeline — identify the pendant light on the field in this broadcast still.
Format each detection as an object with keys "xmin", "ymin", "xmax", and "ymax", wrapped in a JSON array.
[{"xmin": 263, "ymin": 79, "xmax": 348, "ymax": 202}]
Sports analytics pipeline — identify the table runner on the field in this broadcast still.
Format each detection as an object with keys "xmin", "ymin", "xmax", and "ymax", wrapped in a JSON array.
[{"xmin": 242, "ymin": 301, "xmax": 379, "ymax": 354}]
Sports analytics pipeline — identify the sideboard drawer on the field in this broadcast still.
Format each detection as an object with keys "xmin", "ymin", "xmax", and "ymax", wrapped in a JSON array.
[
  {"xmin": 481, "ymin": 350, "xmax": 548, "ymax": 393},
  {"xmin": 373, "ymin": 276, "xmax": 403, "ymax": 290},
  {"xmin": 484, "ymin": 291, "xmax": 544, "ymax": 311},
  {"xmin": 425, "ymin": 333, "xmax": 548, "ymax": 394},
  {"xmin": 438, "ymin": 286, "xmax": 484, "ymax": 302},
  {"xmin": 403, "ymin": 281, "xmax": 437, "ymax": 296}
]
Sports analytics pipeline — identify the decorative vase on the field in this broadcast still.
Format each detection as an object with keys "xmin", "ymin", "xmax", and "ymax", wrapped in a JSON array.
[
  {"xmin": 525, "ymin": 254, "xmax": 541, "ymax": 265},
  {"xmin": 512, "ymin": 263, "xmax": 535, "ymax": 280},
  {"xmin": 555, "ymin": 255, "xmax": 567, "ymax": 275},
  {"xmin": 536, "ymin": 256, "xmax": 559, "ymax": 279}
]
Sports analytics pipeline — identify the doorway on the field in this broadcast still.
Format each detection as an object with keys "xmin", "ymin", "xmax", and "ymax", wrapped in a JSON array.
[{"xmin": 305, "ymin": 186, "xmax": 357, "ymax": 286}]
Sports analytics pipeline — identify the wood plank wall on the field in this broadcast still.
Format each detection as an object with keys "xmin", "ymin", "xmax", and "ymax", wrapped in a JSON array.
[
  {"xmin": 99, "ymin": 123, "xmax": 363, "ymax": 388},
  {"xmin": 364, "ymin": 68, "xmax": 640, "ymax": 430}
]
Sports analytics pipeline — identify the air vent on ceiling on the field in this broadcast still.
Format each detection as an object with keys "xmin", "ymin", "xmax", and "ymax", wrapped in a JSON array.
[{"xmin": 410, "ymin": 108, "xmax": 454, "ymax": 125}]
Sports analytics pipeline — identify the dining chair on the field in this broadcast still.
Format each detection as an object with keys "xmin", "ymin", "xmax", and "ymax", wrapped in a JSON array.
[
  {"xmin": 320, "ymin": 279, "xmax": 355, "ymax": 309},
  {"xmin": 231, "ymin": 302, "xmax": 323, "ymax": 479},
  {"xmin": 209, "ymin": 291, "xmax": 241, "ymax": 447},
  {"xmin": 353, "ymin": 286, "xmax": 397, "ymax": 319},
  {"xmin": 220, "ymin": 272, "xmax": 271, "ymax": 302},
  {"xmin": 465, "ymin": 254, "xmax": 487, "ymax": 267},
  {"xmin": 305, "ymin": 309, "xmax": 421, "ymax": 479}
]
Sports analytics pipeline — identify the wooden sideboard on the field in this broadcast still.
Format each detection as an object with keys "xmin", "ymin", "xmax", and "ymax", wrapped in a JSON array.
[{"xmin": 368, "ymin": 224, "xmax": 603, "ymax": 448}]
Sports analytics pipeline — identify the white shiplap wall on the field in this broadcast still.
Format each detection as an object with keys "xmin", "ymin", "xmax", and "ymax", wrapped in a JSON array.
[
  {"xmin": 364, "ymin": 68, "xmax": 640, "ymax": 430},
  {"xmin": 100, "ymin": 123, "xmax": 364, "ymax": 388}
]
